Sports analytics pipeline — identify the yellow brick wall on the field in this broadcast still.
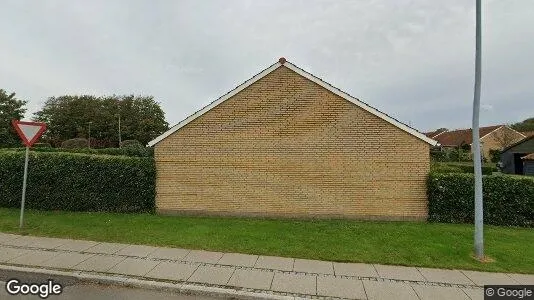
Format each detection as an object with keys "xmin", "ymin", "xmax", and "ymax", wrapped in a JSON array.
[
  {"xmin": 480, "ymin": 126, "xmax": 525, "ymax": 159},
  {"xmin": 155, "ymin": 66, "xmax": 430, "ymax": 220}
]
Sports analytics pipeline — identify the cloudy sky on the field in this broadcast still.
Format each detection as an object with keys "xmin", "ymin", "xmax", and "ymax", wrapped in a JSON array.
[{"xmin": 1, "ymin": 0, "xmax": 533, "ymax": 132}]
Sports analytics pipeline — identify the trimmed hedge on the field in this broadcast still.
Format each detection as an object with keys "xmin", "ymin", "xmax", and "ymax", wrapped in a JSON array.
[
  {"xmin": 120, "ymin": 139, "xmax": 143, "ymax": 148},
  {"xmin": 61, "ymin": 138, "xmax": 89, "ymax": 149},
  {"xmin": 428, "ymin": 173, "xmax": 534, "ymax": 227},
  {"xmin": 0, "ymin": 146, "xmax": 153, "ymax": 157},
  {"xmin": 0, "ymin": 151, "xmax": 155, "ymax": 213},
  {"xmin": 431, "ymin": 162, "xmax": 498, "ymax": 175}
]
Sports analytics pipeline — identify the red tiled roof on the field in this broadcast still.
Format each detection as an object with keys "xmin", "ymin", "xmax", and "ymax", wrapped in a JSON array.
[
  {"xmin": 522, "ymin": 153, "xmax": 534, "ymax": 160},
  {"xmin": 433, "ymin": 125, "xmax": 503, "ymax": 146},
  {"xmin": 424, "ymin": 129, "xmax": 447, "ymax": 138}
]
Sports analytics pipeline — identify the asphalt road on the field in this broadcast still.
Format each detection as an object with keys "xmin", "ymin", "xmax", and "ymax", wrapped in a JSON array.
[
  {"xmin": 0, "ymin": 269, "xmax": 220, "ymax": 300},
  {"xmin": 1, "ymin": 281, "xmax": 219, "ymax": 300}
]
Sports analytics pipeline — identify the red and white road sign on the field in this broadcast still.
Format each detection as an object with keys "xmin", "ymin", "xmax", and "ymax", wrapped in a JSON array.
[{"xmin": 11, "ymin": 120, "xmax": 47, "ymax": 147}]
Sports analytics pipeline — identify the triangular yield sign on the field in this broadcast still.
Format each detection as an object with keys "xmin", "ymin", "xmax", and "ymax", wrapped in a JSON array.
[{"xmin": 11, "ymin": 120, "xmax": 47, "ymax": 147}]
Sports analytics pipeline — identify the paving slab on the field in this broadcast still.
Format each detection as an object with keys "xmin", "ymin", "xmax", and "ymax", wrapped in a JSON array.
[
  {"xmin": 462, "ymin": 288, "xmax": 483, "ymax": 300},
  {"xmin": 334, "ymin": 262, "xmax": 379, "ymax": 277},
  {"xmin": 115, "ymin": 245, "xmax": 159, "ymax": 257},
  {"xmin": 25, "ymin": 237, "xmax": 69, "ymax": 249},
  {"xmin": 412, "ymin": 284, "xmax": 470, "ymax": 300},
  {"xmin": 507, "ymin": 273, "xmax": 534, "ymax": 285},
  {"xmin": 1, "ymin": 235, "xmax": 35, "ymax": 247},
  {"xmin": 8, "ymin": 249, "xmax": 60, "ymax": 266},
  {"xmin": 461, "ymin": 270, "xmax": 518, "ymax": 286},
  {"xmin": 363, "ymin": 280, "xmax": 419, "ymax": 300},
  {"xmin": 145, "ymin": 261, "xmax": 199, "ymax": 281},
  {"xmin": 294, "ymin": 258, "xmax": 334, "ymax": 275},
  {"xmin": 83, "ymin": 242, "xmax": 129, "ymax": 254},
  {"xmin": 271, "ymin": 272, "xmax": 316, "ymax": 295},
  {"xmin": 0, "ymin": 246, "xmax": 30, "ymax": 263},
  {"xmin": 56, "ymin": 240, "xmax": 99, "ymax": 252},
  {"xmin": 374, "ymin": 264, "xmax": 426, "ymax": 281},
  {"xmin": 107, "ymin": 257, "xmax": 160, "ymax": 277},
  {"xmin": 0, "ymin": 233, "xmax": 20, "ymax": 244},
  {"xmin": 75, "ymin": 255, "xmax": 126, "ymax": 272},
  {"xmin": 148, "ymin": 247, "xmax": 190, "ymax": 261},
  {"xmin": 255, "ymin": 255, "xmax": 294, "ymax": 271},
  {"xmin": 187, "ymin": 265, "xmax": 235, "ymax": 285},
  {"xmin": 183, "ymin": 250, "xmax": 224, "ymax": 264},
  {"xmin": 39, "ymin": 252, "xmax": 94, "ymax": 269},
  {"xmin": 218, "ymin": 253, "xmax": 258, "ymax": 267},
  {"xmin": 317, "ymin": 275, "xmax": 367, "ymax": 299},
  {"xmin": 418, "ymin": 267, "xmax": 474, "ymax": 285},
  {"xmin": 227, "ymin": 268, "xmax": 275, "ymax": 290}
]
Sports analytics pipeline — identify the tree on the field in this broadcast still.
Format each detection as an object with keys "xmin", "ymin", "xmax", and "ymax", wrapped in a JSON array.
[
  {"xmin": 511, "ymin": 117, "xmax": 534, "ymax": 132},
  {"xmin": 0, "ymin": 89, "xmax": 27, "ymax": 147},
  {"xmin": 34, "ymin": 95, "xmax": 168, "ymax": 147}
]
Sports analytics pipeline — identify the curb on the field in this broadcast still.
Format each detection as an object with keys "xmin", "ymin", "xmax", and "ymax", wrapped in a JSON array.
[{"xmin": 0, "ymin": 264, "xmax": 298, "ymax": 300}]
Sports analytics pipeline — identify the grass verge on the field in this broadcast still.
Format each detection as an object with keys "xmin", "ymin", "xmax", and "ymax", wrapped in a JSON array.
[{"xmin": 0, "ymin": 208, "xmax": 532, "ymax": 274}]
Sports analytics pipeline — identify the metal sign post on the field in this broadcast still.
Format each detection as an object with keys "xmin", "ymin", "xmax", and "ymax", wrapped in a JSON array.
[
  {"xmin": 20, "ymin": 146, "xmax": 30, "ymax": 229},
  {"xmin": 11, "ymin": 120, "xmax": 47, "ymax": 229}
]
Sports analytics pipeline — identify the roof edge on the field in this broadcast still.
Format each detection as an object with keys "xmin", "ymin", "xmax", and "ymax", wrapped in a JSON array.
[
  {"xmin": 501, "ymin": 134, "xmax": 534, "ymax": 152},
  {"xmin": 147, "ymin": 61, "xmax": 282, "ymax": 147},
  {"xmin": 148, "ymin": 59, "xmax": 438, "ymax": 147},
  {"xmin": 282, "ymin": 61, "xmax": 437, "ymax": 146}
]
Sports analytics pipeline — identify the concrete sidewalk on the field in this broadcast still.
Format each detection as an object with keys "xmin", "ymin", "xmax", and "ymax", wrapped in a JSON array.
[{"xmin": 0, "ymin": 233, "xmax": 532, "ymax": 300}]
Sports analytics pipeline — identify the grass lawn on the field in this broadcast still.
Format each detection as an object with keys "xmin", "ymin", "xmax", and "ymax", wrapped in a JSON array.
[{"xmin": 0, "ymin": 208, "xmax": 533, "ymax": 274}]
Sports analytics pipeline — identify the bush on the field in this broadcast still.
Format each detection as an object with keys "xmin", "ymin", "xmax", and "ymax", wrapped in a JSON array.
[
  {"xmin": 489, "ymin": 149, "xmax": 501, "ymax": 163},
  {"xmin": 120, "ymin": 139, "xmax": 143, "ymax": 148},
  {"xmin": 3, "ymin": 146, "xmax": 153, "ymax": 157},
  {"xmin": 0, "ymin": 151, "xmax": 155, "ymax": 213},
  {"xmin": 430, "ymin": 148, "xmax": 472, "ymax": 162},
  {"xmin": 431, "ymin": 162, "xmax": 498, "ymax": 175},
  {"xmin": 427, "ymin": 173, "xmax": 534, "ymax": 227},
  {"xmin": 61, "ymin": 138, "xmax": 89, "ymax": 149},
  {"xmin": 430, "ymin": 163, "xmax": 464, "ymax": 174},
  {"xmin": 33, "ymin": 142, "xmax": 52, "ymax": 148}
]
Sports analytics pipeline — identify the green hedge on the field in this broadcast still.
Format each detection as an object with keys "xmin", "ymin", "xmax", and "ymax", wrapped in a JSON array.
[
  {"xmin": 431, "ymin": 162, "xmax": 498, "ymax": 175},
  {"xmin": 0, "ymin": 151, "xmax": 155, "ymax": 213},
  {"xmin": 0, "ymin": 146, "xmax": 153, "ymax": 157},
  {"xmin": 428, "ymin": 173, "xmax": 534, "ymax": 227}
]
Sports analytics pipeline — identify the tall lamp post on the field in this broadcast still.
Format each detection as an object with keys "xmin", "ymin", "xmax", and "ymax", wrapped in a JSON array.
[{"xmin": 472, "ymin": 0, "xmax": 484, "ymax": 260}]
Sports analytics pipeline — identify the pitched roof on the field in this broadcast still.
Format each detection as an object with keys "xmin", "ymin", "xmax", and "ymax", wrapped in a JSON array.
[
  {"xmin": 432, "ymin": 125, "xmax": 503, "ymax": 147},
  {"xmin": 521, "ymin": 130, "xmax": 534, "ymax": 137},
  {"xmin": 148, "ymin": 58, "xmax": 438, "ymax": 147},
  {"xmin": 424, "ymin": 129, "xmax": 447, "ymax": 139},
  {"xmin": 502, "ymin": 134, "xmax": 534, "ymax": 152},
  {"xmin": 521, "ymin": 153, "xmax": 534, "ymax": 160}
]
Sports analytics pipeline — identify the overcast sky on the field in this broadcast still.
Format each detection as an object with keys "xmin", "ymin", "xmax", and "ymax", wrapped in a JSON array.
[{"xmin": 1, "ymin": 0, "xmax": 533, "ymax": 132}]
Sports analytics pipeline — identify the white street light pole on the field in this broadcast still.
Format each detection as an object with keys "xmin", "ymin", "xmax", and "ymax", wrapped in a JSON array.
[{"xmin": 472, "ymin": 0, "xmax": 484, "ymax": 260}]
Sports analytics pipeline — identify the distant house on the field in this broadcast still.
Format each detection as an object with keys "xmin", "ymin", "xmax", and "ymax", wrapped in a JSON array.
[
  {"xmin": 500, "ymin": 135, "xmax": 534, "ymax": 175},
  {"xmin": 424, "ymin": 128, "xmax": 447, "ymax": 139},
  {"xmin": 430, "ymin": 125, "xmax": 525, "ymax": 159},
  {"xmin": 522, "ymin": 154, "xmax": 534, "ymax": 176}
]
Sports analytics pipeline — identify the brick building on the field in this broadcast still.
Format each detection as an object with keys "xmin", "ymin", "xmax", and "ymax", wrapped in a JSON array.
[
  {"xmin": 148, "ymin": 58, "xmax": 437, "ymax": 220},
  {"xmin": 428, "ymin": 125, "xmax": 525, "ymax": 159}
]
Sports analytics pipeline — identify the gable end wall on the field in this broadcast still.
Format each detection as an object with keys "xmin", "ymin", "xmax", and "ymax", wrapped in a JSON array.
[{"xmin": 154, "ymin": 66, "xmax": 430, "ymax": 220}]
